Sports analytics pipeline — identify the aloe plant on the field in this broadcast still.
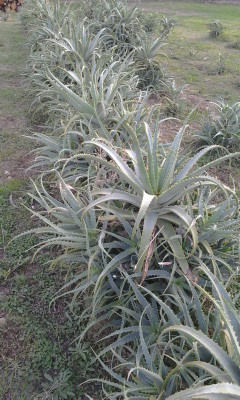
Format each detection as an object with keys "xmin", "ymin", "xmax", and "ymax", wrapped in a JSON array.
[
  {"xmin": 134, "ymin": 35, "xmax": 168, "ymax": 91},
  {"xmin": 23, "ymin": 175, "xmax": 99, "ymax": 263},
  {"xmin": 140, "ymin": 12, "xmax": 160, "ymax": 33},
  {"xmin": 27, "ymin": 124, "xmax": 239, "ymax": 323},
  {"xmin": 89, "ymin": 265, "xmax": 240, "ymax": 399},
  {"xmin": 81, "ymin": 0, "xmax": 168, "ymax": 90},
  {"xmin": 89, "ymin": 0, "xmax": 142, "ymax": 57},
  {"xmin": 163, "ymin": 79, "xmax": 187, "ymax": 116},
  {"xmin": 160, "ymin": 15, "xmax": 176, "ymax": 38},
  {"xmin": 80, "ymin": 121, "xmax": 238, "ymax": 280},
  {"xmin": 194, "ymin": 187, "xmax": 240, "ymax": 256},
  {"xmin": 45, "ymin": 59, "xmax": 137, "ymax": 130},
  {"xmin": 195, "ymin": 100, "xmax": 240, "ymax": 150},
  {"xmin": 36, "ymin": 19, "xmax": 106, "ymax": 76},
  {"xmin": 21, "ymin": 0, "xmax": 72, "ymax": 43},
  {"xmin": 207, "ymin": 19, "xmax": 225, "ymax": 38}
]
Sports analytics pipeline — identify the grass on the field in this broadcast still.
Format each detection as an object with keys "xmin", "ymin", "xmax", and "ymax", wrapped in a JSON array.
[
  {"xmin": 0, "ymin": 182, "xmax": 102, "ymax": 398},
  {"xmin": 135, "ymin": 0, "xmax": 240, "ymax": 20},
  {"xmin": 0, "ymin": 13, "xmax": 101, "ymax": 399}
]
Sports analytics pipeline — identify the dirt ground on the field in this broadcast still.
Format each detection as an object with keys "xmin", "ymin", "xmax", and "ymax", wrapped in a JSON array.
[{"xmin": 0, "ymin": 17, "xmax": 34, "ymax": 184}]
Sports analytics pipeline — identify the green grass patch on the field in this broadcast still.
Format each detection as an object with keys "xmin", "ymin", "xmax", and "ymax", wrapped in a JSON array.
[
  {"xmin": 0, "ymin": 14, "xmax": 103, "ymax": 399},
  {"xmin": 0, "ymin": 179, "xmax": 101, "ymax": 398}
]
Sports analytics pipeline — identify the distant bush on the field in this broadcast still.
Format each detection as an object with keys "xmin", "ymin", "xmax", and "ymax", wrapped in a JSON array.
[
  {"xmin": 232, "ymin": 37, "xmax": 240, "ymax": 50},
  {"xmin": 207, "ymin": 19, "xmax": 224, "ymax": 38},
  {"xmin": 160, "ymin": 14, "xmax": 176, "ymax": 38}
]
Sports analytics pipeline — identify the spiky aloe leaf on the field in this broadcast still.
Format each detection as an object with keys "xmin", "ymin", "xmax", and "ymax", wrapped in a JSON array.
[
  {"xmin": 173, "ymin": 145, "xmax": 224, "ymax": 183},
  {"xmin": 166, "ymin": 383, "xmax": 240, "ymax": 400},
  {"xmin": 163, "ymin": 325, "xmax": 240, "ymax": 384},
  {"xmin": 159, "ymin": 221, "xmax": 190, "ymax": 275},
  {"xmin": 197, "ymin": 264, "xmax": 240, "ymax": 364},
  {"xmin": 158, "ymin": 126, "xmax": 185, "ymax": 193}
]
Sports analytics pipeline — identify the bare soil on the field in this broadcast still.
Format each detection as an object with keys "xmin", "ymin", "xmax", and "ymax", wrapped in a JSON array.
[{"xmin": 0, "ymin": 29, "xmax": 34, "ymax": 184}]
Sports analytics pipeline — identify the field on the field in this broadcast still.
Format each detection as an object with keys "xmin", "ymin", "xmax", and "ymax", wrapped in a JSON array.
[
  {"xmin": 134, "ymin": 0, "xmax": 240, "ymax": 185},
  {"xmin": 145, "ymin": 0, "xmax": 240, "ymax": 177},
  {"xmin": 0, "ymin": 0, "xmax": 240, "ymax": 399},
  {"xmin": 135, "ymin": 0, "xmax": 240, "ymax": 101}
]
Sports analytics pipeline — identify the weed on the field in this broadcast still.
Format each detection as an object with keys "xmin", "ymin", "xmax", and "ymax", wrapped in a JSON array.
[
  {"xmin": 0, "ymin": 178, "xmax": 21, "ymax": 196},
  {"xmin": 231, "ymin": 37, "xmax": 240, "ymax": 50},
  {"xmin": 216, "ymin": 52, "xmax": 225, "ymax": 75}
]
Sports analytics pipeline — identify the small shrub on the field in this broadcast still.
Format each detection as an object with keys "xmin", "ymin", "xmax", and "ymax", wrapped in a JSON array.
[
  {"xmin": 188, "ymin": 48, "xmax": 199, "ymax": 57},
  {"xmin": 39, "ymin": 371, "xmax": 75, "ymax": 399},
  {"xmin": 232, "ymin": 38, "xmax": 240, "ymax": 50},
  {"xmin": 207, "ymin": 19, "xmax": 224, "ymax": 38},
  {"xmin": 163, "ymin": 79, "xmax": 187, "ymax": 116},
  {"xmin": 160, "ymin": 14, "xmax": 176, "ymax": 38},
  {"xmin": 216, "ymin": 52, "xmax": 225, "ymax": 75},
  {"xmin": 140, "ymin": 12, "xmax": 159, "ymax": 33}
]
